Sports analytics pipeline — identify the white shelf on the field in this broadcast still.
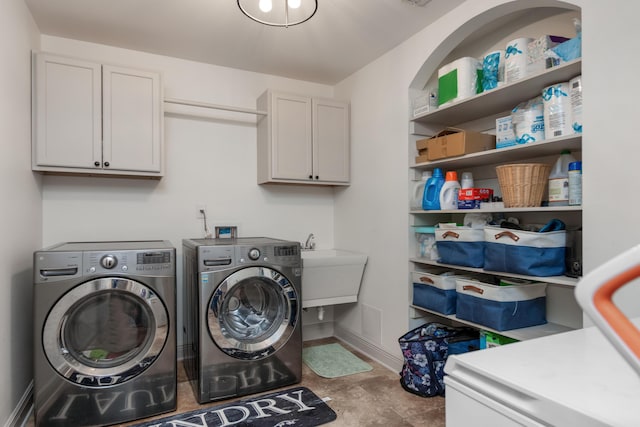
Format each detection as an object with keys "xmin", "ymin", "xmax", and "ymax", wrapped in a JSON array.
[
  {"xmin": 410, "ymin": 305, "xmax": 574, "ymax": 341},
  {"xmin": 411, "ymin": 59, "xmax": 582, "ymax": 126},
  {"xmin": 410, "ymin": 258, "xmax": 580, "ymax": 287},
  {"xmin": 410, "ymin": 205, "xmax": 582, "ymax": 214},
  {"xmin": 411, "ymin": 134, "xmax": 582, "ymax": 170}
]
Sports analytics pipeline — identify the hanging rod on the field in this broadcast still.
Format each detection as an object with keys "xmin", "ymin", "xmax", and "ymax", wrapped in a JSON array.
[{"xmin": 164, "ymin": 97, "xmax": 267, "ymax": 116}]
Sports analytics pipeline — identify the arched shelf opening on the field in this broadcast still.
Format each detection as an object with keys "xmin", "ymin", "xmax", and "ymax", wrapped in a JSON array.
[
  {"xmin": 406, "ymin": 0, "xmax": 585, "ymax": 339},
  {"xmin": 409, "ymin": 1, "xmax": 580, "ymax": 94}
]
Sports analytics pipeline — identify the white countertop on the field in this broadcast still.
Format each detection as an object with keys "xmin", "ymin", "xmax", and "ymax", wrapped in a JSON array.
[{"xmin": 445, "ymin": 319, "xmax": 640, "ymax": 426}]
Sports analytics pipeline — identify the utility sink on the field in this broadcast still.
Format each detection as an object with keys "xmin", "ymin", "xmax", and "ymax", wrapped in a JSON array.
[{"xmin": 301, "ymin": 249, "xmax": 368, "ymax": 308}]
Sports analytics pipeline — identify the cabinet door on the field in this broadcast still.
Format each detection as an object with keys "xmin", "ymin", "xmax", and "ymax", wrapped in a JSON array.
[
  {"xmin": 270, "ymin": 93, "xmax": 313, "ymax": 180},
  {"xmin": 33, "ymin": 54, "xmax": 102, "ymax": 169},
  {"xmin": 102, "ymin": 65, "xmax": 162, "ymax": 173},
  {"xmin": 312, "ymin": 98, "xmax": 350, "ymax": 183}
]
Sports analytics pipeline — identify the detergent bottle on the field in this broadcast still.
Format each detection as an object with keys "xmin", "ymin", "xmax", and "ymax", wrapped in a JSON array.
[
  {"xmin": 439, "ymin": 171, "xmax": 462, "ymax": 210},
  {"xmin": 548, "ymin": 150, "xmax": 577, "ymax": 206},
  {"xmin": 411, "ymin": 171, "xmax": 432, "ymax": 209},
  {"xmin": 422, "ymin": 168, "xmax": 445, "ymax": 210}
]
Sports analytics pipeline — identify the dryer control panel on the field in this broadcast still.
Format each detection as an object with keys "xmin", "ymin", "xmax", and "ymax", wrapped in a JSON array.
[
  {"xmin": 196, "ymin": 243, "xmax": 300, "ymax": 272},
  {"xmin": 237, "ymin": 244, "xmax": 300, "ymax": 267}
]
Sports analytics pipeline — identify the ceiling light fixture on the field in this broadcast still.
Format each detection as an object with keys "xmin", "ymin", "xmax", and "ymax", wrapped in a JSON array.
[
  {"xmin": 403, "ymin": 0, "xmax": 432, "ymax": 6},
  {"xmin": 237, "ymin": 0, "xmax": 318, "ymax": 27}
]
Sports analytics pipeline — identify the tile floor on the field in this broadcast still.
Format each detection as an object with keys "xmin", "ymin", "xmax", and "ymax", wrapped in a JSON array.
[{"xmin": 27, "ymin": 337, "xmax": 446, "ymax": 426}]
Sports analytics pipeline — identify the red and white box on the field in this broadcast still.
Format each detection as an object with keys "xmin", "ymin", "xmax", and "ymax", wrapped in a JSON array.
[{"xmin": 458, "ymin": 188, "xmax": 493, "ymax": 201}]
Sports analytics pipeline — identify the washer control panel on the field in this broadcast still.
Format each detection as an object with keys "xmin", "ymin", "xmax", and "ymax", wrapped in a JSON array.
[
  {"xmin": 35, "ymin": 248, "xmax": 175, "ymax": 282},
  {"xmin": 100, "ymin": 255, "xmax": 118, "ymax": 269},
  {"xmin": 85, "ymin": 250, "xmax": 173, "ymax": 275},
  {"xmin": 248, "ymin": 248, "xmax": 261, "ymax": 260}
]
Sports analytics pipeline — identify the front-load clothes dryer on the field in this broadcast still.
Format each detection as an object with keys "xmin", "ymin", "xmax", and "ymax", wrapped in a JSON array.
[
  {"xmin": 182, "ymin": 237, "xmax": 302, "ymax": 403},
  {"xmin": 33, "ymin": 241, "xmax": 177, "ymax": 427}
]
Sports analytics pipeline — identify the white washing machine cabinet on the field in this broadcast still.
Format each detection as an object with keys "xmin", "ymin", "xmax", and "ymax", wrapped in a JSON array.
[
  {"xmin": 33, "ymin": 241, "xmax": 177, "ymax": 427},
  {"xmin": 182, "ymin": 237, "xmax": 302, "ymax": 403}
]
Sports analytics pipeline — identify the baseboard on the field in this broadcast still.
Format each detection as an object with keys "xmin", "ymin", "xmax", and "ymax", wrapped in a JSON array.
[
  {"xmin": 333, "ymin": 324, "xmax": 404, "ymax": 373},
  {"xmin": 6, "ymin": 381, "xmax": 32, "ymax": 427},
  {"xmin": 177, "ymin": 343, "xmax": 188, "ymax": 361}
]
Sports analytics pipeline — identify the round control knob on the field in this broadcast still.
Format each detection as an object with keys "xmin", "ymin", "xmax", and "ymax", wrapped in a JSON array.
[
  {"xmin": 100, "ymin": 255, "xmax": 118, "ymax": 269},
  {"xmin": 248, "ymin": 248, "xmax": 260, "ymax": 261}
]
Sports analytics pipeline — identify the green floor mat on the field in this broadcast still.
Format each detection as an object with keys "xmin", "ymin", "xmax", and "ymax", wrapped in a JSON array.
[{"xmin": 303, "ymin": 343, "xmax": 373, "ymax": 378}]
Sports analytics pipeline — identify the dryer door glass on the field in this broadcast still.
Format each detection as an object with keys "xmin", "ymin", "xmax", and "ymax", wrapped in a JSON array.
[
  {"xmin": 208, "ymin": 266, "xmax": 298, "ymax": 359},
  {"xmin": 43, "ymin": 277, "xmax": 169, "ymax": 387}
]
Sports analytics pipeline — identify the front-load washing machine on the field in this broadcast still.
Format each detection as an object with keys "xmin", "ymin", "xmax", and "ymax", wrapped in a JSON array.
[
  {"xmin": 182, "ymin": 237, "xmax": 302, "ymax": 403},
  {"xmin": 33, "ymin": 241, "xmax": 176, "ymax": 427}
]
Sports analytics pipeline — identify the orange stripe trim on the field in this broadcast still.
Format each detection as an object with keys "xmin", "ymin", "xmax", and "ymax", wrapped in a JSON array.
[{"xmin": 593, "ymin": 265, "xmax": 640, "ymax": 360}]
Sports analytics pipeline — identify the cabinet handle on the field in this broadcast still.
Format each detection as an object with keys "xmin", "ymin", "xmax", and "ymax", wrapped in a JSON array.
[
  {"xmin": 315, "ymin": 175, "xmax": 319, "ymax": 180},
  {"xmin": 309, "ymin": 175, "xmax": 313, "ymax": 179},
  {"xmin": 94, "ymin": 161, "xmax": 100, "ymax": 167},
  {"xmin": 104, "ymin": 162, "xmax": 110, "ymax": 167}
]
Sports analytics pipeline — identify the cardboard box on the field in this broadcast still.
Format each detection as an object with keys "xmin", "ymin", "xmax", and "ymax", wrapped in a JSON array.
[
  {"xmin": 416, "ymin": 138, "xmax": 430, "ymax": 151},
  {"xmin": 414, "ymin": 138, "xmax": 430, "ymax": 163},
  {"xmin": 426, "ymin": 128, "xmax": 496, "ymax": 161},
  {"xmin": 415, "ymin": 154, "xmax": 430, "ymax": 164}
]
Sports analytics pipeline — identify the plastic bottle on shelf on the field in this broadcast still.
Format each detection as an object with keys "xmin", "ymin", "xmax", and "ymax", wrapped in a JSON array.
[
  {"xmin": 439, "ymin": 171, "xmax": 462, "ymax": 210},
  {"xmin": 460, "ymin": 171, "xmax": 474, "ymax": 189},
  {"xmin": 548, "ymin": 149, "xmax": 577, "ymax": 206},
  {"xmin": 568, "ymin": 161, "xmax": 582, "ymax": 206},
  {"xmin": 422, "ymin": 168, "xmax": 445, "ymax": 210},
  {"xmin": 411, "ymin": 170, "xmax": 432, "ymax": 209}
]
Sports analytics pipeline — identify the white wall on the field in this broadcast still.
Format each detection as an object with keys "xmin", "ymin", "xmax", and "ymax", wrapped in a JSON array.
[
  {"xmin": 332, "ymin": 0, "xmax": 640, "ymax": 366},
  {"xmin": 0, "ymin": 0, "xmax": 41, "ymax": 424},
  {"xmin": 8, "ymin": 0, "xmax": 640, "ymax": 422},
  {"xmin": 578, "ymin": 0, "xmax": 640, "ymax": 317},
  {"xmin": 38, "ymin": 36, "xmax": 340, "ymax": 350}
]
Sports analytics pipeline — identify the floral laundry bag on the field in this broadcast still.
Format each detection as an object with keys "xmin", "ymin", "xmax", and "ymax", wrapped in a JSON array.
[{"xmin": 398, "ymin": 323, "xmax": 479, "ymax": 397}]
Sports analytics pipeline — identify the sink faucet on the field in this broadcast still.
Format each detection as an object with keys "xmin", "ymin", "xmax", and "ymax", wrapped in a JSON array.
[{"xmin": 303, "ymin": 233, "xmax": 316, "ymax": 250}]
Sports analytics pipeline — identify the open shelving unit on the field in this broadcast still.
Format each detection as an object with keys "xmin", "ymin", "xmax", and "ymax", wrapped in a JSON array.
[{"xmin": 408, "ymin": 37, "xmax": 583, "ymax": 340}]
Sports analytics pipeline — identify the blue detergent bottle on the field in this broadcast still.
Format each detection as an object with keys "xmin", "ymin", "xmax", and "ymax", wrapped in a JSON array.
[{"xmin": 422, "ymin": 168, "xmax": 445, "ymax": 210}]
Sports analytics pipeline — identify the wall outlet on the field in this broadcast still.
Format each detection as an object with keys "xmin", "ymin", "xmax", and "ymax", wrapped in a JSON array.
[{"xmin": 196, "ymin": 205, "xmax": 207, "ymax": 219}]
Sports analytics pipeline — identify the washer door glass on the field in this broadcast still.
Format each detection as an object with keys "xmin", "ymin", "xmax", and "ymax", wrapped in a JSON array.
[
  {"xmin": 208, "ymin": 266, "xmax": 298, "ymax": 359},
  {"xmin": 43, "ymin": 277, "xmax": 168, "ymax": 387}
]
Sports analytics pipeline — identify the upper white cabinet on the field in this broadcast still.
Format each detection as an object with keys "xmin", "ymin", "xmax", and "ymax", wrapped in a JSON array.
[
  {"xmin": 257, "ymin": 90, "xmax": 350, "ymax": 185},
  {"xmin": 32, "ymin": 53, "xmax": 163, "ymax": 178}
]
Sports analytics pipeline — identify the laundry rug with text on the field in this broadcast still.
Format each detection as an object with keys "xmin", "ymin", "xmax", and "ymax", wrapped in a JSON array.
[{"xmin": 129, "ymin": 386, "xmax": 336, "ymax": 427}]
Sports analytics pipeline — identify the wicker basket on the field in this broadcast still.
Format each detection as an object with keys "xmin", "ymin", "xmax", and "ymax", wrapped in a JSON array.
[{"xmin": 496, "ymin": 163, "xmax": 550, "ymax": 208}]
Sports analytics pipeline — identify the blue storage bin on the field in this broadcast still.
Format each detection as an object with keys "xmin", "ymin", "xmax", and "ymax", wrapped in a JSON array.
[
  {"xmin": 483, "ymin": 226, "xmax": 566, "ymax": 276},
  {"xmin": 435, "ymin": 226, "xmax": 485, "ymax": 268},
  {"xmin": 455, "ymin": 278, "xmax": 547, "ymax": 331},
  {"xmin": 412, "ymin": 271, "xmax": 460, "ymax": 315}
]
